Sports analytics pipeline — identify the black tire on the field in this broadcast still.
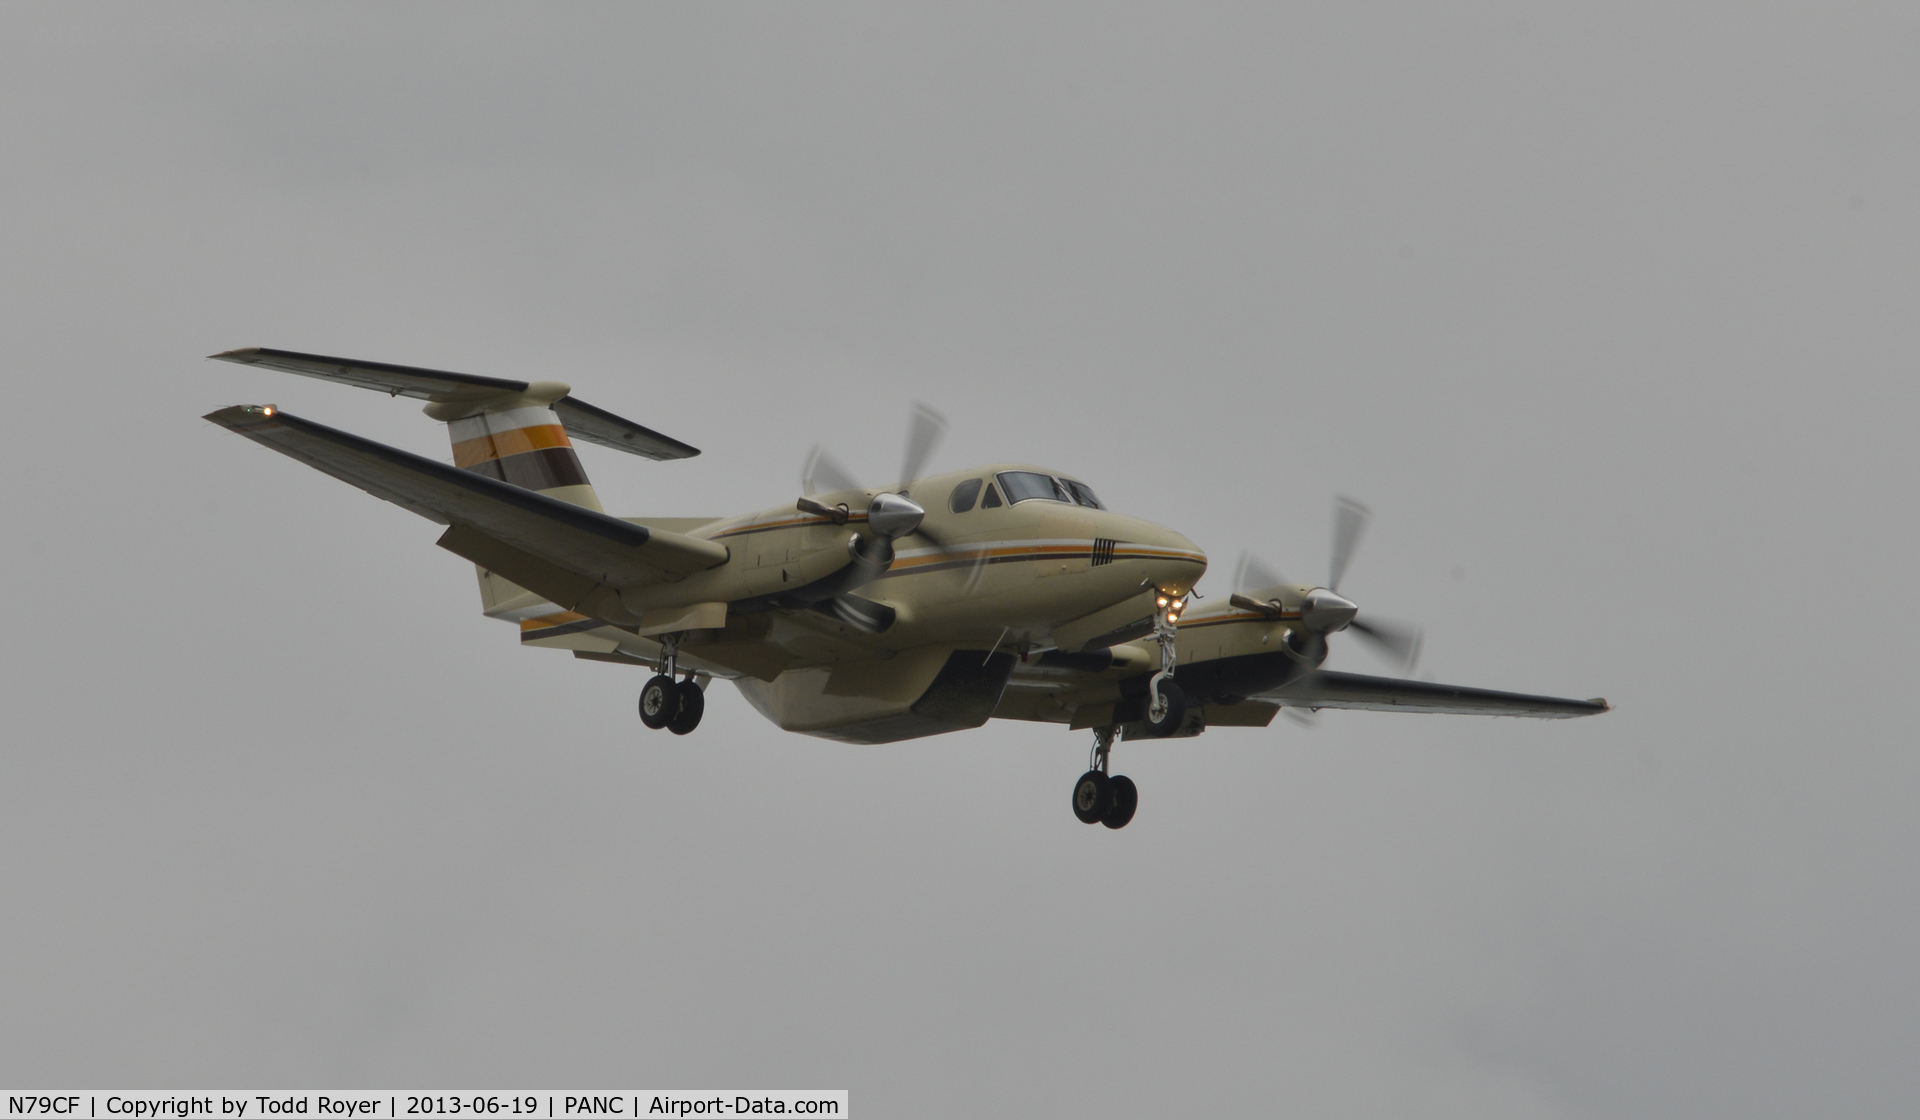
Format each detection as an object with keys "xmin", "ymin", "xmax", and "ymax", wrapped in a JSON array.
[
  {"xmin": 1102, "ymin": 775, "xmax": 1138, "ymax": 829},
  {"xmin": 1072, "ymin": 770, "xmax": 1111, "ymax": 824},
  {"xmin": 639, "ymin": 674, "xmax": 680, "ymax": 729},
  {"xmin": 1143, "ymin": 679, "xmax": 1188, "ymax": 737},
  {"xmin": 667, "ymin": 679, "xmax": 705, "ymax": 735}
]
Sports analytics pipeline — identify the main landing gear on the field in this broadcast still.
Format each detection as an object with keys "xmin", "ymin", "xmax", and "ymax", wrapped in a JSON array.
[
  {"xmin": 638, "ymin": 632, "xmax": 704, "ymax": 735},
  {"xmin": 1072, "ymin": 726, "xmax": 1138, "ymax": 829}
]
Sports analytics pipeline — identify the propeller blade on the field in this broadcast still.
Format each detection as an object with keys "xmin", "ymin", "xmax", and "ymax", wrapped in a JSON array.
[
  {"xmin": 899, "ymin": 402, "xmax": 948, "ymax": 488},
  {"xmin": 802, "ymin": 445, "xmax": 861, "ymax": 497},
  {"xmin": 1349, "ymin": 615, "xmax": 1424, "ymax": 672},
  {"xmin": 958, "ymin": 548, "xmax": 990, "ymax": 595},
  {"xmin": 906, "ymin": 522, "xmax": 992, "ymax": 597},
  {"xmin": 817, "ymin": 593, "xmax": 896, "ymax": 634},
  {"xmin": 1329, "ymin": 495, "xmax": 1369, "ymax": 592},
  {"xmin": 1234, "ymin": 551, "xmax": 1288, "ymax": 594}
]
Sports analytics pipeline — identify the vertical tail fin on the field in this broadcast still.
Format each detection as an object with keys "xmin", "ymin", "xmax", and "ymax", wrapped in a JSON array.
[
  {"xmin": 427, "ymin": 385, "xmax": 606, "ymax": 622},
  {"xmin": 445, "ymin": 402, "xmax": 604, "ymax": 512}
]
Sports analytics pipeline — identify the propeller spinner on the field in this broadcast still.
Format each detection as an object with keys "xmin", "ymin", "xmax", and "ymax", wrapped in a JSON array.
[
  {"xmin": 790, "ymin": 403, "xmax": 981, "ymax": 621},
  {"xmin": 1232, "ymin": 496, "xmax": 1424, "ymax": 672}
]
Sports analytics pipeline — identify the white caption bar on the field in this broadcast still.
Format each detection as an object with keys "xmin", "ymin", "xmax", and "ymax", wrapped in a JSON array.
[{"xmin": 1, "ymin": 1095, "xmax": 846, "ymax": 1120}]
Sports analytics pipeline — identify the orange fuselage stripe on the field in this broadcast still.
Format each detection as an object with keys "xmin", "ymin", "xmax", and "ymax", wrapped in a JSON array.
[
  {"xmin": 520, "ymin": 610, "xmax": 591, "ymax": 631},
  {"xmin": 889, "ymin": 545, "xmax": 1204, "ymax": 570},
  {"xmin": 710, "ymin": 513, "xmax": 869, "ymax": 539},
  {"xmin": 453, "ymin": 424, "xmax": 573, "ymax": 468}
]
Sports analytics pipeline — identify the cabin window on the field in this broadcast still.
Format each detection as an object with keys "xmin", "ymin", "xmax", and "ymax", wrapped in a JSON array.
[
  {"xmin": 997, "ymin": 470, "xmax": 1070, "ymax": 505},
  {"xmin": 1062, "ymin": 479, "xmax": 1104, "ymax": 509},
  {"xmin": 948, "ymin": 477, "xmax": 983, "ymax": 513},
  {"xmin": 980, "ymin": 482, "xmax": 1003, "ymax": 508}
]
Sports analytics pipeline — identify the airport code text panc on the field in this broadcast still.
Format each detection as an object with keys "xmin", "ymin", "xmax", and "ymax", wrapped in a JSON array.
[{"xmin": 3, "ymin": 1095, "xmax": 846, "ymax": 1120}]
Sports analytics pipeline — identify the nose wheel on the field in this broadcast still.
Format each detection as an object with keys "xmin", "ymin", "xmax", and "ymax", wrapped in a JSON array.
[
  {"xmin": 1072, "ymin": 726, "xmax": 1138, "ymax": 829},
  {"xmin": 637, "ymin": 633, "xmax": 706, "ymax": 735}
]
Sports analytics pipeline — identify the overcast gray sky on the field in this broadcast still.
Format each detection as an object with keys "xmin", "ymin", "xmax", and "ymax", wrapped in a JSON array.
[{"xmin": 3, "ymin": 3, "xmax": 1916, "ymax": 1116}]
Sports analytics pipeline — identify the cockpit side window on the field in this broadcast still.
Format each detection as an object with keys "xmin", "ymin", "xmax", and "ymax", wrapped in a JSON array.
[
  {"xmin": 1062, "ymin": 479, "xmax": 1104, "ymax": 509},
  {"xmin": 980, "ymin": 483, "xmax": 1003, "ymax": 508},
  {"xmin": 948, "ymin": 478, "xmax": 983, "ymax": 513},
  {"xmin": 997, "ymin": 470, "xmax": 1068, "ymax": 505}
]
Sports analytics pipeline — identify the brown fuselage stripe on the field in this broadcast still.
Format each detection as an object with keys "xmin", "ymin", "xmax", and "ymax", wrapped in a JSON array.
[
  {"xmin": 452, "ymin": 423, "xmax": 572, "ymax": 468},
  {"xmin": 1177, "ymin": 610, "xmax": 1302, "ymax": 630},
  {"xmin": 710, "ymin": 513, "xmax": 869, "ymax": 540},
  {"xmin": 889, "ymin": 544, "xmax": 1202, "ymax": 567},
  {"xmin": 464, "ymin": 445, "xmax": 590, "ymax": 490},
  {"xmin": 879, "ymin": 547, "xmax": 1205, "ymax": 578}
]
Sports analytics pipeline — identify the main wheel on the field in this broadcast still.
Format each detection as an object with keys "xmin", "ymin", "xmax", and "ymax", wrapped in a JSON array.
[
  {"xmin": 1143, "ymin": 679, "xmax": 1187, "ymax": 737},
  {"xmin": 667, "ymin": 679, "xmax": 705, "ymax": 735},
  {"xmin": 1071, "ymin": 770, "xmax": 1111, "ymax": 824},
  {"xmin": 639, "ymin": 674, "xmax": 680, "ymax": 729},
  {"xmin": 1102, "ymin": 775, "xmax": 1138, "ymax": 829}
]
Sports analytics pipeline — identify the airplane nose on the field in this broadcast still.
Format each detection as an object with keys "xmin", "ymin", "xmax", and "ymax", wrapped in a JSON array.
[
  {"xmin": 1141, "ymin": 530, "xmax": 1207, "ymax": 596},
  {"xmin": 1301, "ymin": 588, "xmax": 1358, "ymax": 631}
]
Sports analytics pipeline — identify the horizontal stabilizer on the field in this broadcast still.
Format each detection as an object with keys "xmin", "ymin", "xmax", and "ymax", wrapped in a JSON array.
[
  {"xmin": 1259, "ymin": 670, "xmax": 1608, "ymax": 719},
  {"xmin": 209, "ymin": 347, "xmax": 700, "ymax": 460},
  {"xmin": 204, "ymin": 405, "xmax": 726, "ymax": 589}
]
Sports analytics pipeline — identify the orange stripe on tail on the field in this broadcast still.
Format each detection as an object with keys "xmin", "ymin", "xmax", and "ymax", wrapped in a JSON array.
[{"xmin": 452, "ymin": 423, "xmax": 573, "ymax": 468}]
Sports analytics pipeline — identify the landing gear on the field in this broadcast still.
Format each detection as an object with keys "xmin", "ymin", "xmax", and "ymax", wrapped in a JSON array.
[
  {"xmin": 1072, "ymin": 770, "xmax": 1110, "ymax": 824},
  {"xmin": 1143, "ymin": 678, "xmax": 1187, "ymax": 737},
  {"xmin": 668, "ymin": 679, "xmax": 704, "ymax": 735},
  {"xmin": 1104, "ymin": 775, "xmax": 1138, "ymax": 830},
  {"xmin": 639, "ymin": 674, "xmax": 679, "ymax": 728},
  {"xmin": 1143, "ymin": 590, "xmax": 1188, "ymax": 738},
  {"xmin": 638, "ymin": 632, "xmax": 705, "ymax": 735},
  {"xmin": 1072, "ymin": 726, "xmax": 1138, "ymax": 829}
]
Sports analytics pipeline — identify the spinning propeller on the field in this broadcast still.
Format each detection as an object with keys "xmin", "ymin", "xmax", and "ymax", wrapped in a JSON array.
[
  {"xmin": 1230, "ymin": 495, "xmax": 1424, "ymax": 672},
  {"xmin": 802, "ymin": 402, "xmax": 949, "ymax": 499},
  {"xmin": 791, "ymin": 404, "xmax": 984, "ymax": 622}
]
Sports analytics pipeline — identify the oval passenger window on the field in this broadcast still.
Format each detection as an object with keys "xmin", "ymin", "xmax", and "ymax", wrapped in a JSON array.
[{"xmin": 949, "ymin": 478, "xmax": 983, "ymax": 513}]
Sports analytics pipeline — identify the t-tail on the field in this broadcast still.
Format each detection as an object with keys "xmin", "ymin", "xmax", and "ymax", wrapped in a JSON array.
[
  {"xmin": 439, "ymin": 387, "xmax": 605, "ymax": 512},
  {"xmin": 208, "ymin": 347, "xmax": 699, "ymax": 623}
]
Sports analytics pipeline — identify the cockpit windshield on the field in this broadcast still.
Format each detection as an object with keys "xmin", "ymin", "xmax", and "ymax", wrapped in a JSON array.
[
  {"xmin": 995, "ymin": 470, "xmax": 1104, "ymax": 510},
  {"xmin": 1062, "ymin": 479, "xmax": 1104, "ymax": 509}
]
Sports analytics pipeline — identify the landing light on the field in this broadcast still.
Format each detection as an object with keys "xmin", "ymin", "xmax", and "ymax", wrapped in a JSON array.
[{"xmin": 261, "ymin": 405, "xmax": 277, "ymax": 416}]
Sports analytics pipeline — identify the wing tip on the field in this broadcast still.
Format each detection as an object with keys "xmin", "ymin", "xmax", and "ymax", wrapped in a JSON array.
[
  {"xmin": 203, "ymin": 403, "xmax": 283, "ymax": 430},
  {"xmin": 1589, "ymin": 697, "xmax": 1611, "ymax": 713}
]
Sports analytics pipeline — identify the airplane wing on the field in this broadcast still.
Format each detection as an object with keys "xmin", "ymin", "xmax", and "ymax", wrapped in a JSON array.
[
  {"xmin": 204, "ymin": 405, "xmax": 726, "ymax": 587},
  {"xmin": 209, "ymin": 347, "xmax": 700, "ymax": 460},
  {"xmin": 1257, "ymin": 670, "xmax": 1608, "ymax": 718}
]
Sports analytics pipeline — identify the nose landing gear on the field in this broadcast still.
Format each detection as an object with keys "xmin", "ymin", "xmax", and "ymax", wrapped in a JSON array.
[
  {"xmin": 637, "ymin": 632, "xmax": 705, "ymax": 735},
  {"xmin": 1143, "ymin": 589, "xmax": 1189, "ymax": 737},
  {"xmin": 1072, "ymin": 726, "xmax": 1138, "ymax": 829}
]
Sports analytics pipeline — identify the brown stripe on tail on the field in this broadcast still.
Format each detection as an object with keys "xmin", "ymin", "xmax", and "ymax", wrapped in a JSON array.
[
  {"xmin": 447, "ymin": 405, "xmax": 601, "ymax": 510},
  {"xmin": 467, "ymin": 445, "xmax": 591, "ymax": 490}
]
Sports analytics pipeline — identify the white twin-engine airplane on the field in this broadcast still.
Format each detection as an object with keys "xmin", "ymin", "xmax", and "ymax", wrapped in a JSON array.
[{"xmin": 206, "ymin": 348, "xmax": 1607, "ymax": 829}]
